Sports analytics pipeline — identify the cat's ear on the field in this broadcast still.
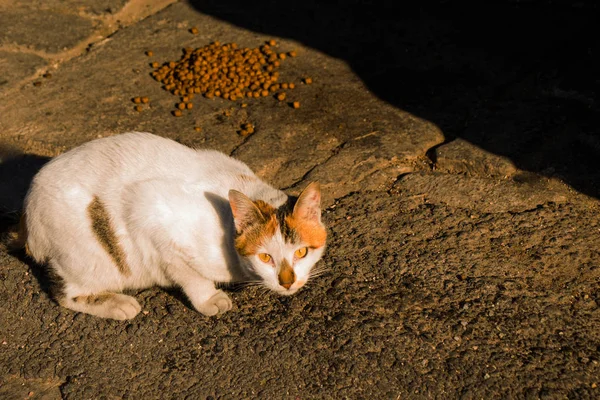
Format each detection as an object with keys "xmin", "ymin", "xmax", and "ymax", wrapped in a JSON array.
[
  {"xmin": 229, "ymin": 190, "xmax": 262, "ymax": 232},
  {"xmin": 293, "ymin": 182, "xmax": 322, "ymax": 223}
]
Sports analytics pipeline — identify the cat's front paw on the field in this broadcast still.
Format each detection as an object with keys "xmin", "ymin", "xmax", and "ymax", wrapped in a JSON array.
[{"xmin": 196, "ymin": 290, "xmax": 232, "ymax": 316}]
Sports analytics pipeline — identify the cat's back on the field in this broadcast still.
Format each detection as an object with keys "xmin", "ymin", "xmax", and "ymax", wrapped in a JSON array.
[{"xmin": 30, "ymin": 132, "xmax": 252, "ymax": 193}]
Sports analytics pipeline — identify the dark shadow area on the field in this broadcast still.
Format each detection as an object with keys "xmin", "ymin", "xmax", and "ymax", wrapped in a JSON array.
[
  {"xmin": 188, "ymin": 0, "xmax": 600, "ymax": 197},
  {"xmin": 0, "ymin": 149, "xmax": 51, "ymax": 297},
  {"xmin": 0, "ymin": 150, "xmax": 50, "ymax": 218}
]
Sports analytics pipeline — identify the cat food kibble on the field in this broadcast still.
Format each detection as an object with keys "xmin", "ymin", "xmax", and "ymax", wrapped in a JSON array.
[
  {"xmin": 276, "ymin": 92, "xmax": 286, "ymax": 101},
  {"xmin": 141, "ymin": 97, "xmax": 149, "ymax": 104},
  {"xmin": 190, "ymin": 27, "xmax": 199, "ymax": 34},
  {"xmin": 145, "ymin": 50, "xmax": 153, "ymax": 57},
  {"xmin": 132, "ymin": 97, "xmax": 142, "ymax": 104},
  {"xmin": 303, "ymin": 77, "xmax": 313, "ymax": 85},
  {"xmin": 173, "ymin": 110, "xmax": 182, "ymax": 117},
  {"xmin": 292, "ymin": 101, "xmax": 300, "ymax": 109},
  {"xmin": 151, "ymin": 40, "xmax": 295, "ymax": 105},
  {"xmin": 134, "ymin": 105, "xmax": 143, "ymax": 112}
]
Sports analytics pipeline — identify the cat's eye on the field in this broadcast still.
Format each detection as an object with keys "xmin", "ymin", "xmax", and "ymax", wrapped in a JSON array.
[
  {"xmin": 294, "ymin": 247, "xmax": 308, "ymax": 259},
  {"xmin": 258, "ymin": 253, "xmax": 272, "ymax": 263}
]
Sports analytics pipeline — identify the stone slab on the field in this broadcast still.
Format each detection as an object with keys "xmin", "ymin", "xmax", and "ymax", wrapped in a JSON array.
[
  {"xmin": 0, "ymin": 8, "xmax": 96, "ymax": 53},
  {"xmin": 434, "ymin": 138, "xmax": 518, "ymax": 177},
  {"xmin": 11, "ymin": 0, "xmax": 129, "ymax": 15},
  {"xmin": 0, "ymin": 1, "xmax": 444, "ymax": 206},
  {"xmin": 0, "ymin": 375, "xmax": 62, "ymax": 400},
  {"xmin": 0, "ymin": 51, "xmax": 47, "ymax": 91},
  {"xmin": 395, "ymin": 171, "xmax": 575, "ymax": 214}
]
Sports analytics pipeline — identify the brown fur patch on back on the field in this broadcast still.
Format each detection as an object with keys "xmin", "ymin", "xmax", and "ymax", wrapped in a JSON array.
[
  {"xmin": 284, "ymin": 214, "xmax": 327, "ymax": 248},
  {"xmin": 88, "ymin": 196, "xmax": 131, "ymax": 276},
  {"xmin": 234, "ymin": 201, "xmax": 278, "ymax": 256},
  {"xmin": 72, "ymin": 293, "xmax": 112, "ymax": 305},
  {"xmin": 278, "ymin": 258, "xmax": 296, "ymax": 288}
]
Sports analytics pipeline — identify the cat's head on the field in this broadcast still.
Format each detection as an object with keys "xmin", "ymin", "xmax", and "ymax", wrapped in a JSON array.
[{"xmin": 228, "ymin": 182, "xmax": 326, "ymax": 295}]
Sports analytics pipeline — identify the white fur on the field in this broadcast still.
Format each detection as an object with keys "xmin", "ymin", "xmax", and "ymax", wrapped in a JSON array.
[
  {"xmin": 252, "ymin": 229, "xmax": 325, "ymax": 295},
  {"xmin": 24, "ymin": 132, "xmax": 324, "ymax": 320}
]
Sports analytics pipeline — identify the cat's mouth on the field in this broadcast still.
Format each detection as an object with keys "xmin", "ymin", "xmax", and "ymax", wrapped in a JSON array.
[
  {"xmin": 278, "ymin": 287, "xmax": 298, "ymax": 296},
  {"xmin": 276, "ymin": 279, "xmax": 306, "ymax": 295}
]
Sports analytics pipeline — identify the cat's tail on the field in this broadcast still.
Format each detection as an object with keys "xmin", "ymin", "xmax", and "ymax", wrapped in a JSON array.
[{"xmin": 1, "ymin": 213, "xmax": 28, "ymax": 253}]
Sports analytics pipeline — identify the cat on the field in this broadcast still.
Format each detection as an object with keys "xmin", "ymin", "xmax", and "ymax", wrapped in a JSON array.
[{"xmin": 14, "ymin": 132, "xmax": 327, "ymax": 320}]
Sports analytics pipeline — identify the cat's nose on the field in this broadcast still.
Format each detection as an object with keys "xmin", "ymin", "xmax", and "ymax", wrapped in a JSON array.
[{"xmin": 282, "ymin": 282, "xmax": 292, "ymax": 289}]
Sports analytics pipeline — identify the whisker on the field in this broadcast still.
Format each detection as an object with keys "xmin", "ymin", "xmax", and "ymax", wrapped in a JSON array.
[
  {"xmin": 259, "ymin": 286, "xmax": 271, "ymax": 296},
  {"xmin": 309, "ymin": 267, "xmax": 331, "ymax": 279},
  {"xmin": 311, "ymin": 265, "xmax": 331, "ymax": 273},
  {"xmin": 235, "ymin": 279, "xmax": 264, "ymax": 288}
]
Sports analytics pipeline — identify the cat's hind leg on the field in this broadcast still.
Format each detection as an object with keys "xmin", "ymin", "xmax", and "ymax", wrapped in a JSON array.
[
  {"xmin": 47, "ymin": 261, "xmax": 141, "ymax": 320},
  {"xmin": 58, "ymin": 290, "xmax": 141, "ymax": 320}
]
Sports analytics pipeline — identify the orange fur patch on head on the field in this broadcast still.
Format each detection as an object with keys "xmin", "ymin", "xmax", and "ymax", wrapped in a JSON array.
[
  {"xmin": 280, "ymin": 182, "xmax": 326, "ymax": 247},
  {"xmin": 278, "ymin": 259, "xmax": 296, "ymax": 288},
  {"xmin": 284, "ymin": 214, "xmax": 327, "ymax": 248},
  {"xmin": 234, "ymin": 201, "xmax": 279, "ymax": 256},
  {"xmin": 254, "ymin": 200, "xmax": 276, "ymax": 216}
]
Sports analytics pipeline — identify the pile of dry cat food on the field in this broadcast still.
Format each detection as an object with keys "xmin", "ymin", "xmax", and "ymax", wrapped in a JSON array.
[{"xmin": 148, "ymin": 39, "xmax": 309, "ymax": 117}]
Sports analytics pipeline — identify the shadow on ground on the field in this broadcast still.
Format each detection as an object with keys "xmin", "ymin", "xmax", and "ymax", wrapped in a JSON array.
[
  {"xmin": 0, "ymin": 148, "xmax": 49, "ymax": 218},
  {"xmin": 188, "ymin": 0, "xmax": 600, "ymax": 197}
]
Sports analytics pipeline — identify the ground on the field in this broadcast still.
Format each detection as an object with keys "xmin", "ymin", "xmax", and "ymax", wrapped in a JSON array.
[{"xmin": 0, "ymin": 0, "xmax": 599, "ymax": 398}]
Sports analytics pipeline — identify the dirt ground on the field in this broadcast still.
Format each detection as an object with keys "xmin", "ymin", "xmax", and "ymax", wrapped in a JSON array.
[{"xmin": 1, "ymin": 0, "xmax": 599, "ymax": 399}]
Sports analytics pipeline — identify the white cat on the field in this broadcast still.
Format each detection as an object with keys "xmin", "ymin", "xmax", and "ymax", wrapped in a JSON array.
[{"xmin": 16, "ymin": 132, "xmax": 326, "ymax": 320}]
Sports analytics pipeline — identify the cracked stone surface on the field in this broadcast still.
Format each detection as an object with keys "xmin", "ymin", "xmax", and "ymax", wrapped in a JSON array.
[
  {"xmin": 0, "ymin": 9, "xmax": 96, "ymax": 53},
  {"xmin": 0, "ymin": 51, "xmax": 47, "ymax": 90},
  {"xmin": 1, "ymin": 0, "xmax": 599, "ymax": 398},
  {"xmin": 434, "ymin": 138, "xmax": 518, "ymax": 178}
]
